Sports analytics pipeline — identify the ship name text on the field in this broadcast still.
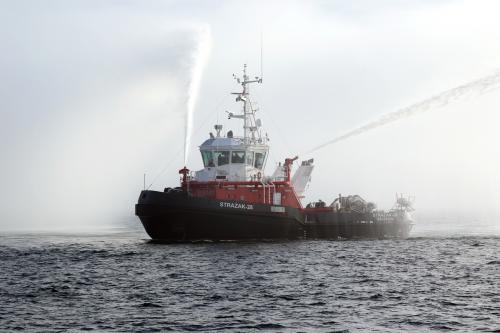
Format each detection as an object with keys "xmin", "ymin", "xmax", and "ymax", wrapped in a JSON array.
[{"xmin": 220, "ymin": 202, "xmax": 254, "ymax": 210}]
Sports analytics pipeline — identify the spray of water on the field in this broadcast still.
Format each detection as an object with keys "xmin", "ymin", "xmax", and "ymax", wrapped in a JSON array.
[
  {"xmin": 306, "ymin": 71, "xmax": 500, "ymax": 154},
  {"xmin": 184, "ymin": 27, "xmax": 212, "ymax": 166}
]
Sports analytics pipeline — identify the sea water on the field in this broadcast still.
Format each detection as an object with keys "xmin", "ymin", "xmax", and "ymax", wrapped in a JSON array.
[{"xmin": 0, "ymin": 229, "xmax": 499, "ymax": 332}]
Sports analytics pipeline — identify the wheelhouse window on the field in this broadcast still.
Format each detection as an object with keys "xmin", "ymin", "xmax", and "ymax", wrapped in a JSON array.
[
  {"xmin": 254, "ymin": 152, "xmax": 266, "ymax": 169},
  {"xmin": 246, "ymin": 151, "xmax": 254, "ymax": 166},
  {"xmin": 231, "ymin": 151, "xmax": 245, "ymax": 164},
  {"xmin": 214, "ymin": 151, "xmax": 229, "ymax": 166},
  {"xmin": 201, "ymin": 151, "xmax": 214, "ymax": 167}
]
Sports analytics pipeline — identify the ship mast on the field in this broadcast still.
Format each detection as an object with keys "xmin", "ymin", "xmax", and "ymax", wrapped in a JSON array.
[{"xmin": 229, "ymin": 64, "xmax": 263, "ymax": 144}]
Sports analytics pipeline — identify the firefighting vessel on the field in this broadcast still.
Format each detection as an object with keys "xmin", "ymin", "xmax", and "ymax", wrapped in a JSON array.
[{"xmin": 135, "ymin": 65, "xmax": 414, "ymax": 241}]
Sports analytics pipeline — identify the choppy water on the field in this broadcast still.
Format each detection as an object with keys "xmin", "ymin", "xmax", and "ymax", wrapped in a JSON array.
[{"xmin": 0, "ymin": 230, "xmax": 499, "ymax": 332}]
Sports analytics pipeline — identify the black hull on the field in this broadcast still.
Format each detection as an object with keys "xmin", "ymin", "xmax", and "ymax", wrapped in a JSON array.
[{"xmin": 135, "ymin": 190, "xmax": 412, "ymax": 241}]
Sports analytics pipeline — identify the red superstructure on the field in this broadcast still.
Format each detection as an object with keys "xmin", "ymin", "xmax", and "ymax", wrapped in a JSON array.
[{"xmin": 179, "ymin": 155, "xmax": 303, "ymax": 209}]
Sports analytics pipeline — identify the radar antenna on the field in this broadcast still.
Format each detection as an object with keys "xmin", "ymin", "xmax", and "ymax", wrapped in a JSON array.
[{"xmin": 229, "ymin": 64, "xmax": 264, "ymax": 144}]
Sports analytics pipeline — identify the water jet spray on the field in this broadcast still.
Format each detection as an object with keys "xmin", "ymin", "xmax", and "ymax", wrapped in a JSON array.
[
  {"xmin": 306, "ymin": 71, "xmax": 500, "ymax": 155},
  {"xmin": 184, "ymin": 26, "xmax": 212, "ymax": 166}
]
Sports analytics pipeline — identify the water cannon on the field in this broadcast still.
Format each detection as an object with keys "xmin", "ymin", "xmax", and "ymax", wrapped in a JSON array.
[
  {"xmin": 284, "ymin": 156, "xmax": 299, "ymax": 182},
  {"xmin": 179, "ymin": 166, "xmax": 190, "ymax": 184},
  {"xmin": 285, "ymin": 156, "xmax": 299, "ymax": 164}
]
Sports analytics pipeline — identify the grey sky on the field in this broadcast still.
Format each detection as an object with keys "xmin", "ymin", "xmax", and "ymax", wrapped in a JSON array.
[{"xmin": 1, "ymin": 0, "xmax": 499, "ymax": 230}]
